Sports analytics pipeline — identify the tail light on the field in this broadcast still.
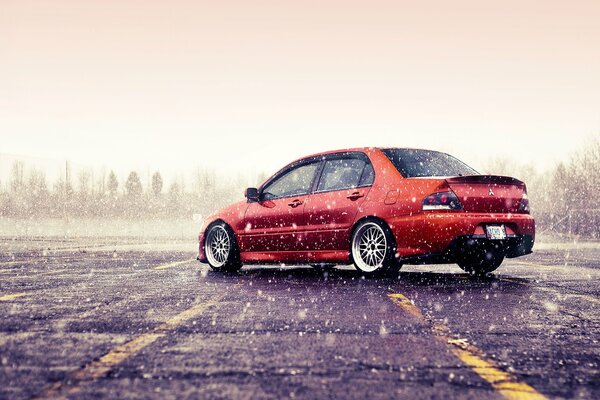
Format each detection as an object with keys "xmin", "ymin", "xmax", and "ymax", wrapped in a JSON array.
[
  {"xmin": 518, "ymin": 192, "xmax": 530, "ymax": 214},
  {"xmin": 422, "ymin": 191, "xmax": 463, "ymax": 211}
]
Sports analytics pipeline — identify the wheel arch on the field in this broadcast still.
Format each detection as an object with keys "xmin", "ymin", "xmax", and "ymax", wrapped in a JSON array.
[
  {"xmin": 204, "ymin": 218, "xmax": 242, "ymax": 271},
  {"xmin": 205, "ymin": 218, "xmax": 227, "ymax": 230},
  {"xmin": 349, "ymin": 216, "xmax": 398, "ymax": 262},
  {"xmin": 204, "ymin": 219, "xmax": 239, "ymax": 246}
]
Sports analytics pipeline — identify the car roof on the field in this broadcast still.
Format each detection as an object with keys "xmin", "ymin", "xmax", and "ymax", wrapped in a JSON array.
[
  {"xmin": 294, "ymin": 147, "xmax": 445, "ymax": 162},
  {"xmin": 261, "ymin": 147, "xmax": 451, "ymax": 189},
  {"xmin": 298, "ymin": 147, "xmax": 375, "ymax": 159}
]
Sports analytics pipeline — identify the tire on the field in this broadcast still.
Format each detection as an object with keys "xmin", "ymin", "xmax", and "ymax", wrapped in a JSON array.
[
  {"xmin": 457, "ymin": 244, "xmax": 504, "ymax": 276},
  {"xmin": 351, "ymin": 219, "xmax": 402, "ymax": 276},
  {"xmin": 204, "ymin": 222, "xmax": 242, "ymax": 272}
]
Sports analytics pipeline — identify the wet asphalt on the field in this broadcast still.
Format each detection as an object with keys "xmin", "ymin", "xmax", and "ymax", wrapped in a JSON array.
[{"xmin": 0, "ymin": 242, "xmax": 599, "ymax": 399}]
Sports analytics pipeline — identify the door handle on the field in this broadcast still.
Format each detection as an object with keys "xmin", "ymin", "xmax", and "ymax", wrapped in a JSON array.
[
  {"xmin": 288, "ymin": 199, "xmax": 303, "ymax": 208},
  {"xmin": 347, "ymin": 191, "xmax": 364, "ymax": 201}
]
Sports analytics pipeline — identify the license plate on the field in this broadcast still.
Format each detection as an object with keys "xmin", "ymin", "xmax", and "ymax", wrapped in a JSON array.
[{"xmin": 486, "ymin": 225, "xmax": 506, "ymax": 240}]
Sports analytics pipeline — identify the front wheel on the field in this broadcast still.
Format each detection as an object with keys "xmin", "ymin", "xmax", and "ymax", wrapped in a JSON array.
[
  {"xmin": 205, "ymin": 223, "xmax": 242, "ymax": 272},
  {"xmin": 351, "ymin": 220, "xmax": 401, "ymax": 276}
]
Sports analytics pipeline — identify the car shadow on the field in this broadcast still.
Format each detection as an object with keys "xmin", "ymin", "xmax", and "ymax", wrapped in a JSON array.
[
  {"xmin": 201, "ymin": 264, "xmax": 533, "ymax": 291},
  {"xmin": 199, "ymin": 266, "xmax": 535, "ymax": 323}
]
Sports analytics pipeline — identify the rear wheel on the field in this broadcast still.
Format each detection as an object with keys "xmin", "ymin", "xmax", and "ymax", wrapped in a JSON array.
[
  {"xmin": 457, "ymin": 244, "xmax": 504, "ymax": 276},
  {"xmin": 205, "ymin": 223, "xmax": 242, "ymax": 272},
  {"xmin": 351, "ymin": 219, "xmax": 401, "ymax": 276}
]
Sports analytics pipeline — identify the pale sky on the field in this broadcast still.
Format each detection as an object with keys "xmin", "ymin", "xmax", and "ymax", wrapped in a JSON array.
[{"xmin": 1, "ymin": 0, "xmax": 599, "ymax": 181}]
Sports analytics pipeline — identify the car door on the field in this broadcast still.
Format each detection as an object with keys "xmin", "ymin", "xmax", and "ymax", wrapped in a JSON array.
[
  {"xmin": 304, "ymin": 153, "xmax": 374, "ymax": 251},
  {"xmin": 241, "ymin": 160, "xmax": 321, "ymax": 254}
]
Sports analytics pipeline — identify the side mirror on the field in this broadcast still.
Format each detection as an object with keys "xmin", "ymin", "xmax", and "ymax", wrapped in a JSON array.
[{"xmin": 245, "ymin": 187, "xmax": 260, "ymax": 203}]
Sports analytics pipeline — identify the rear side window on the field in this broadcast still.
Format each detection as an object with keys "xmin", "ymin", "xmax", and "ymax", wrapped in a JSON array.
[
  {"xmin": 262, "ymin": 162, "xmax": 320, "ymax": 199},
  {"xmin": 382, "ymin": 149, "xmax": 478, "ymax": 178},
  {"xmin": 317, "ymin": 158, "xmax": 372, "ymax": 192},
  {"xmin": 359, "ymin": 162, "xmax": 374, "ymax": 186}
]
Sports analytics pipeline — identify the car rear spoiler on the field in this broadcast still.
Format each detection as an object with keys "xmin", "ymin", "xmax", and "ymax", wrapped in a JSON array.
[{"xmin": 445, "ymin": 175, "xmax": 525, "ymax": 187}]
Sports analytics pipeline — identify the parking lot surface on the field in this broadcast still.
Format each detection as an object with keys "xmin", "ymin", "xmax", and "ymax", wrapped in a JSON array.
[{"xmin": 1, "ymin": 241, "xmax": 599, "ymax": 399}]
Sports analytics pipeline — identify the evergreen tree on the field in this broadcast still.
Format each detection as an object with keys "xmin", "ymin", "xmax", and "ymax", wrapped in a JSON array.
[
  {"xmin": 107, "ymin": 171, "xmax": 119, "ymax": 196},
  {"xmin": 125, "ymin": 171, "xmax": 143, "ymax": 196},
  {"xmin": 151, "ymin": 172, "xmax": 163, "ymax": 196}
]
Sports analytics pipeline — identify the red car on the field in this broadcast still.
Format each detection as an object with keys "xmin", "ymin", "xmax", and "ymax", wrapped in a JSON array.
[{"xmin": 198, "ymin": 148, "xmax": 534, "ymax": 276}]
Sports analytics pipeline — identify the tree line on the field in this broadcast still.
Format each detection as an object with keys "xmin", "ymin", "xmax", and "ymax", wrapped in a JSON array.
[
  {"xmin": 1, "ymin": 136, "xmax": 599, "ymax": 238},
  {"xmin": 482, "ymin": 135, "xmax": 600, "ymax": 238},
  {"xmin": 0, "ymin": 166, "xmax": 249, "ymax": 219}
]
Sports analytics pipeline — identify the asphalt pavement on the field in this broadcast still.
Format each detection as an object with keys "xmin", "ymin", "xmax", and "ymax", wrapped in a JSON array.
[{"xmin": 0, "ymin": 241, "xmax": 599, "ymax": 399}]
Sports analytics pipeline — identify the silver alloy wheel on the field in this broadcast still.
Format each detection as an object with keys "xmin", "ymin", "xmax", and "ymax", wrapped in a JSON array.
[
  {"xmin": 352, "ymin": 222, "xmax": 387, "ymax": 272},
  {"xmin": 206, "ymin": 225, "xmax": 231, "ymax": 268}
]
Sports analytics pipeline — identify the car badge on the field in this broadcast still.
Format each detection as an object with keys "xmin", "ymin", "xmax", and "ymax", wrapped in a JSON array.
[{"xmin": 488, "ymin": 188, "xmax": 495, "ymax": 196}]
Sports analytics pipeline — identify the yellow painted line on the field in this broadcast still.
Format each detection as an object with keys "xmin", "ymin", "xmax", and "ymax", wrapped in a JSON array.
[
  {"xmin": 0, "ymin": 268, "xmax": 68, "ymax": 276},
  {"xmin": 388, "ymin": 293, "xmax": 547, "ymax": 400},
  {"xmin": 153, "ymin": 259, "xmax": 195, "ymax": 271},
  {"xmin": 39, "ymin": 269, "xmax": 69, "ymax": 275},
  {"xmin": 0, "ymin": 258, "xmax": 46, "ymax": 266},
  {"xmin": 510, "ymin": 261, "xmax": 554, "ymax": 268},
  {"xmin": 434, "ymin": 325, "xmax": 546, "ymax": 400},
  {"xmin": 512, "ymin": 258, "xmax": 600, "ymax": 267},
  {"xmin": 0, "ymin": 292, "xmax": 28, "ymax": 301},
  {"xmin": 497, "ymin": 277, "xmax": 600, "ymax": 307},
  {"xmin": 35, "ymin": 294, "xmax": 224, "ymax": 399},
  {"xmin": 510, "ymin": 260, "xmax": 599, "ymax": 275},
  {"xmin": 388, "ymin": 293, "xmax": 424, "ymax": 319}
]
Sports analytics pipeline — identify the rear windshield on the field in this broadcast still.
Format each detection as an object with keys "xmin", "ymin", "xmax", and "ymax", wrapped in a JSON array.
[{"xmin": 381, "ymin": 149, "xmax": 478, "ymax": 178}]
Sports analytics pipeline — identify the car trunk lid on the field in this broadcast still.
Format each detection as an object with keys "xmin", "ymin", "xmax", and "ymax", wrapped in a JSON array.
[{"xmin": 444, "ymin": 175, "xmax": 526, "ymax": 213}]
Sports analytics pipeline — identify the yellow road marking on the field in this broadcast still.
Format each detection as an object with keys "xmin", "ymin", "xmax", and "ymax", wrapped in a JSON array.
[
  {"xmin": 0, "ymin": 292, "xmax": 28, "ymax": 301},
  {"xmin": 0, "ymin": 258, "xmax": 47, "ymax": 266},
  {"xmin": 510, "ymin": 261, "xmax": 555, "ymax": 268},
  {"xmin": 39, "ymin": 269, "xmax": 69, "ymax": 275},
  {"xmin": 497, "ymin": 277, "xmax": 600, "ymax": 307},
  {"xmin": 388, "ymin": 293, "xmax": 424, "ymax": 318},
  {"xmin": 388, "ymin": 293, "xmax": 547, "ymax": 400},
  {"xmin": 0, "ymin": 268, "xmax": 67, "ymax": 275},
  {"xmin": 35, "ymin": 294, "xmax": 224, "ymax": 399},
  {"xmin": 153, "ymin": 259, "xmax": 195, "ymax": 270},
  {"xmin": 510, "ymin": 260, "xmax": 599, "ymax": 275}
]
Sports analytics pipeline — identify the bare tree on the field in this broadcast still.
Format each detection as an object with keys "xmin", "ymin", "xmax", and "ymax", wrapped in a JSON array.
[
  {"xmin": 27, "ymin": 168, "xmax": 48, "ymax": 197},
  {"xmin": 10, "ymin": 161, "xmax": 25, "ymax": 193}
]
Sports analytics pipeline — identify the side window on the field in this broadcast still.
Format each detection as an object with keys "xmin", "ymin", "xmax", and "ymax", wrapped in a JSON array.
[
  {"xmin": 262, "ymin": 162, "xmax": 319, "ymax": 200},
  {"xmin": 359, "ymin": 162, "xmax": 374, "ymax": 186},
  {"xmin": 317, "ymin": 158, "xmax": 366, "ymax": 192}
]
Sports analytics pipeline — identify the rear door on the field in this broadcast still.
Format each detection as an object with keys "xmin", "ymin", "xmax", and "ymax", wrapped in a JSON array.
[
  {"xmin": 304, "ymin": 153, "xmax": 374, "ymax": 251},
  {"xmin": 241, "ymin": 160, "xmax": 321, "ymax": 253}
]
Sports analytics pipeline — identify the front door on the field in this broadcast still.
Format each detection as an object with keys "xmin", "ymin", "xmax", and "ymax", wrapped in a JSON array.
[{"xmin": 241, "ymin": 160, "xmax": 321, "ymax": 254}]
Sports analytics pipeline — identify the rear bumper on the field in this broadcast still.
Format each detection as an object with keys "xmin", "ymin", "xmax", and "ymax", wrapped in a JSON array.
[
  {"xmin": 401, "ymin": 234, "xmax": 534, "ymax": 265},
  {"xmin": 388, "ymin": 211, "xmax": 535, "ymax": 259},
  {"xmin": 454, "ymin": 234, "xmax": 534, "ymax": 258}
]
